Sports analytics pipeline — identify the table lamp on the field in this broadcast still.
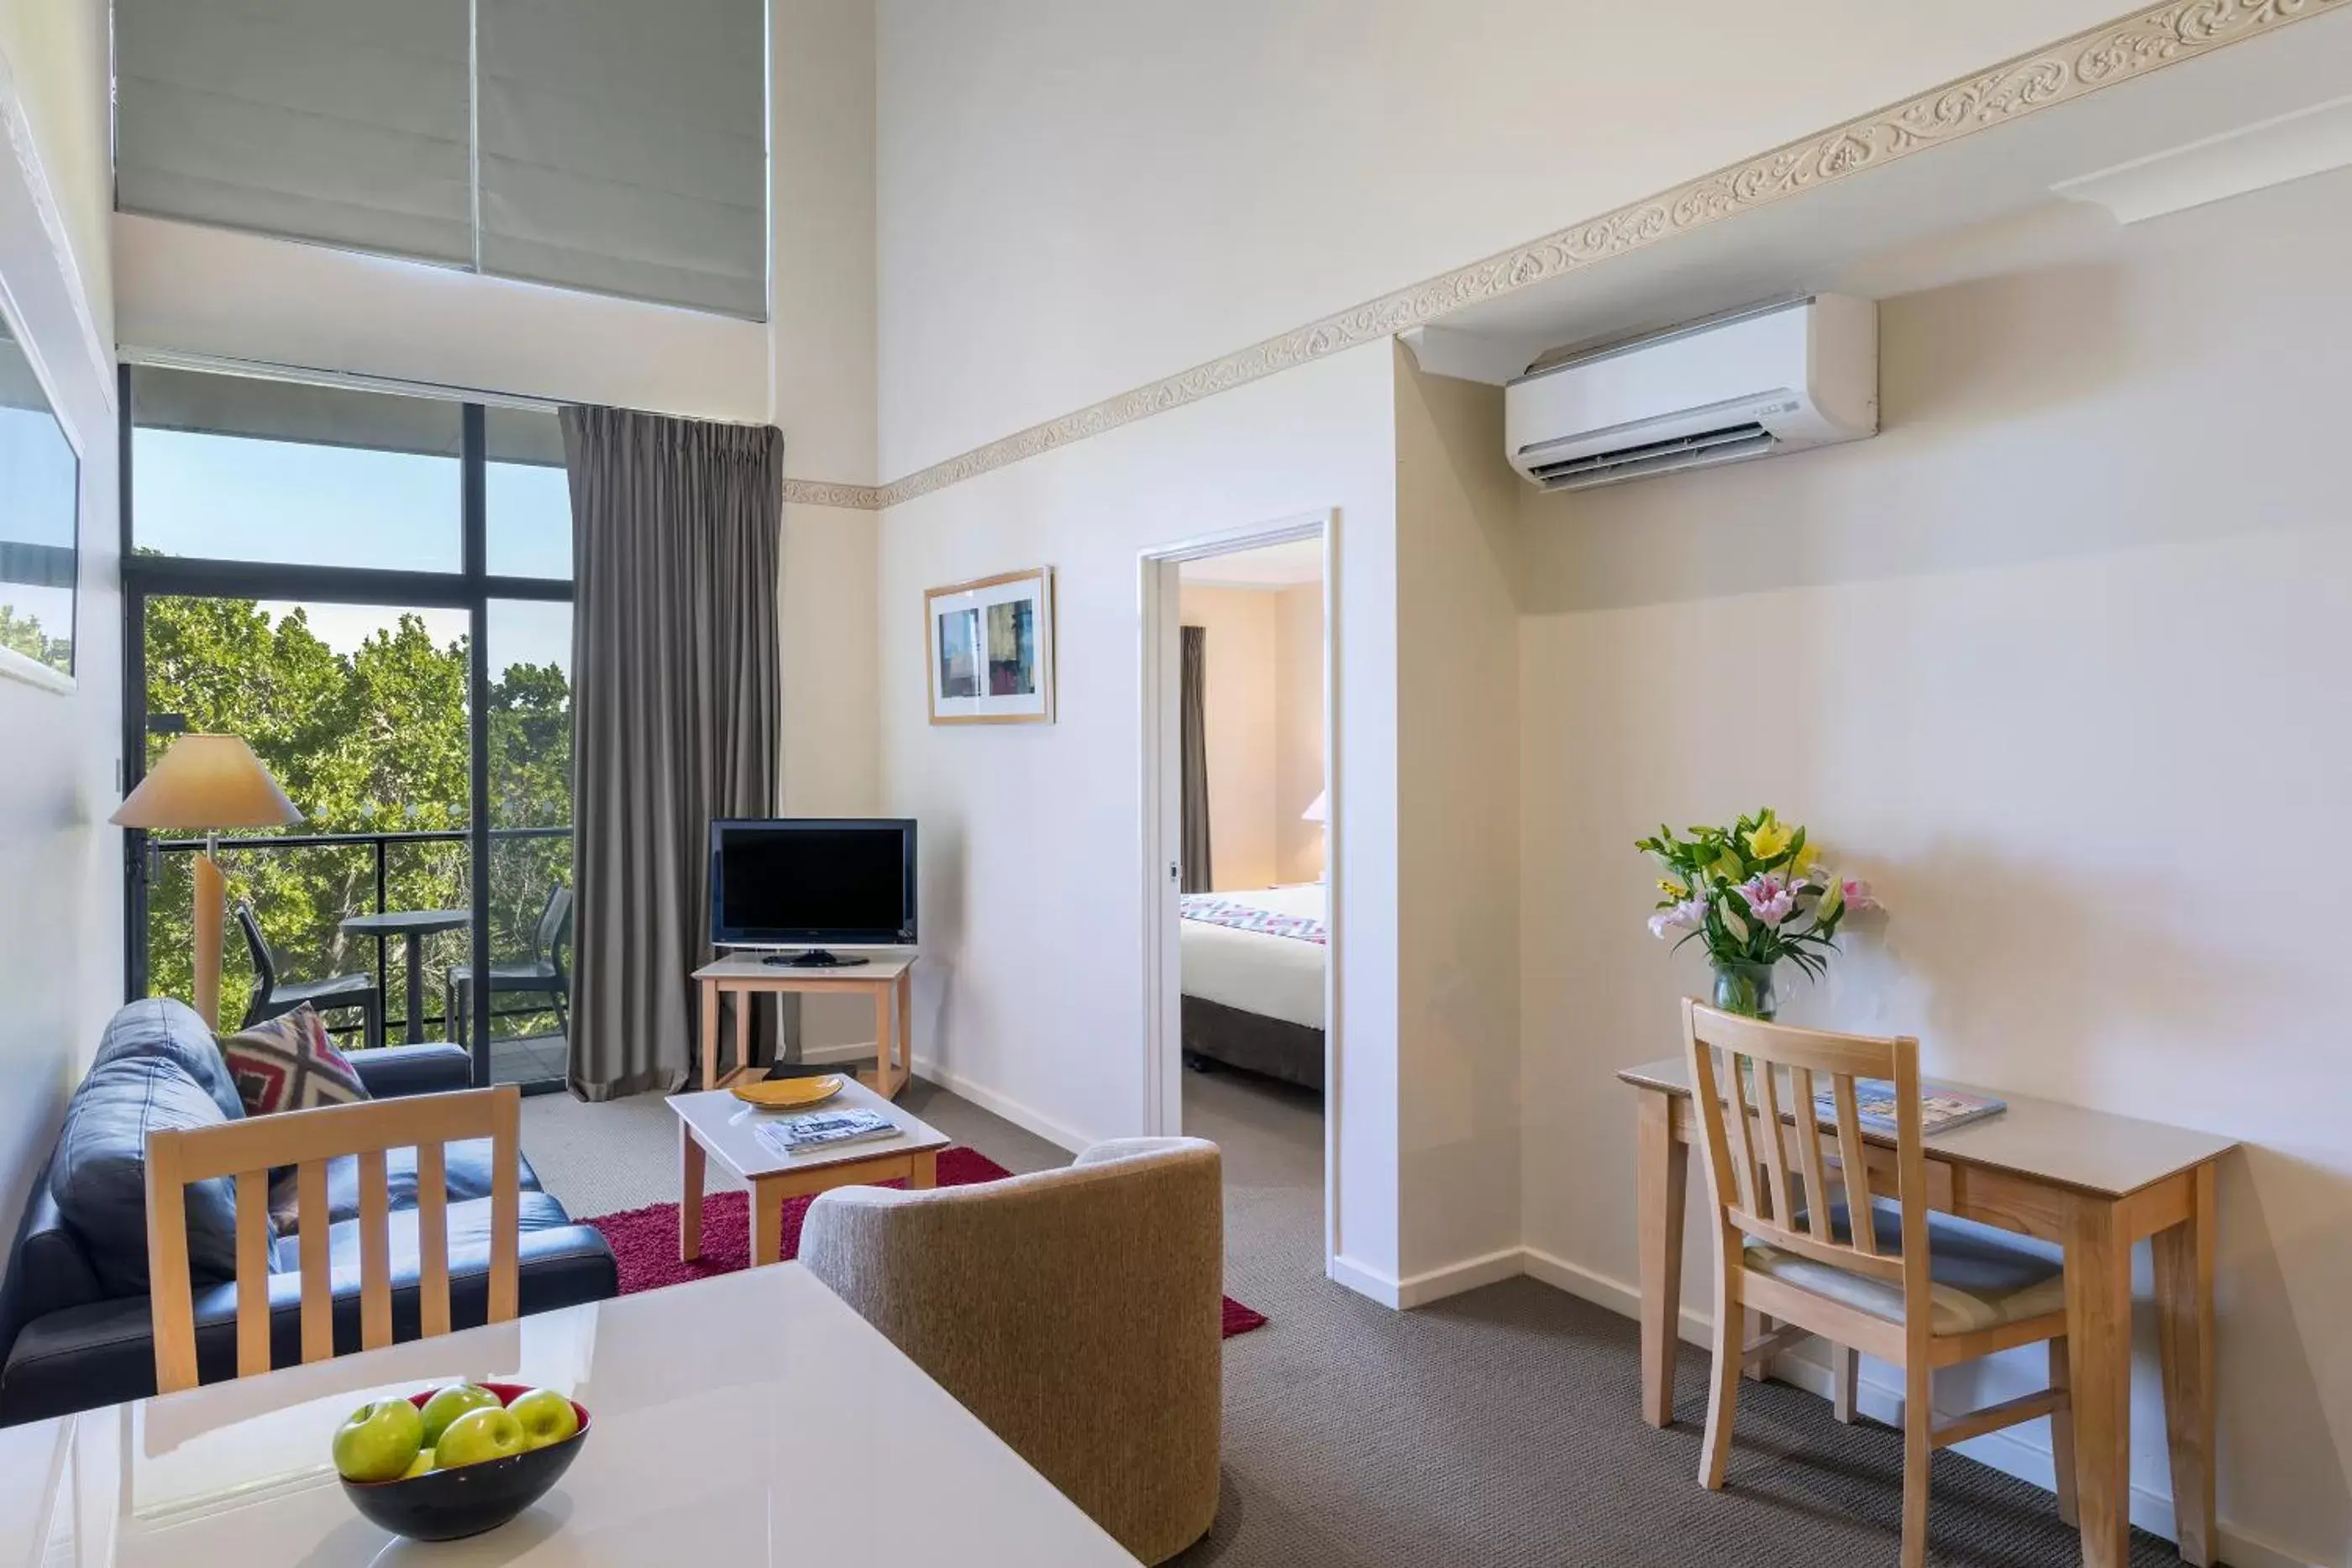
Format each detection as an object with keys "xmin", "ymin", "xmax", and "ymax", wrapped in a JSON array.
[{"xmin": 112, "ymin": 735, "xmax": 302, "ymax": 1030}]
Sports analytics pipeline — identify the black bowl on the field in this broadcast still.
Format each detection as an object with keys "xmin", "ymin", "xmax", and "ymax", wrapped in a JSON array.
[{"xmin": 340, "ymin": 1381, "xmax": 591, "ymax": 1543}]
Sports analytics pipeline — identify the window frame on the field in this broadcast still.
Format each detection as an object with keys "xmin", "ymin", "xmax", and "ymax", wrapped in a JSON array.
[{"xmin": 119, "ymin": 365, "xmax": 574, "ymax": 1092}]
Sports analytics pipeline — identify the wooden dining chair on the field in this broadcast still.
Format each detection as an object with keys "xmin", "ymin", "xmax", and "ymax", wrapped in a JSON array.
[
  {"xmin": 1683, "ymin": 1001, "xmax": 2074, "ymax": 1568},
  {"xmin": 144, "ymin": 1085, "xmax": 522, "ymax": 1395}
]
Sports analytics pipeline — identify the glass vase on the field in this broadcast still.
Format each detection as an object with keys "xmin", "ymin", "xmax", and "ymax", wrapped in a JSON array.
[{"xmin": 1710, "ymin": 959, "xmax": 1779, "ymax": 1021}]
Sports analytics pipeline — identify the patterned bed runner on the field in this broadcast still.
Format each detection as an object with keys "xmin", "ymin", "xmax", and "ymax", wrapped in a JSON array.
[{"xmin": 1179, "ymin": 894, "xmax": 1326, "ymax": 945}]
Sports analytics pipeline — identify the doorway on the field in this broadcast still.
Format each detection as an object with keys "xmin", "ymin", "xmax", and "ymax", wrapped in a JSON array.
[{"xmin": 1139, "ymin": 511, "xmax": 1336, "ymax": 1265}]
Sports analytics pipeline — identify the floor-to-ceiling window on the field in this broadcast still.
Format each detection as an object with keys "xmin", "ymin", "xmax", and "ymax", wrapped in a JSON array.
[{"xmin": 122, "ymin": 364, "xmax": 573, "ymax": 1090}]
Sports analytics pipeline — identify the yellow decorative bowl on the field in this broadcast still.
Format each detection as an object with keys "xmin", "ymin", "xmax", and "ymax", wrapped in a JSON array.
[{"xmin": 730, "ymin": 1073, "xmax": 846, "ymax": 1109}]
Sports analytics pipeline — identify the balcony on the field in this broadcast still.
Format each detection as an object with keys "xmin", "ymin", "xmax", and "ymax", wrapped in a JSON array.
[{"xmin": 144, "ymin": 826, "xmax": 571, "ymax": 1087}]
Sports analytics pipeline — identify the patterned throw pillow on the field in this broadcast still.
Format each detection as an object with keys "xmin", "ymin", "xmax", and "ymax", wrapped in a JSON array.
[{"xmin": 218, "ymin": 1006, "xmax": 370, "ymax": 1118}]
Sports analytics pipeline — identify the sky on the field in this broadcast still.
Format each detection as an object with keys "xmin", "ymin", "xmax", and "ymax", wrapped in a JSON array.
[{"xmin": 134, "ymin": 429, "xmax": 572, "ymax": 671}]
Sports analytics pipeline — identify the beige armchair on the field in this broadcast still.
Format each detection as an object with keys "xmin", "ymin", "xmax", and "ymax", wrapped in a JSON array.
[{"xmin": 800, "ymin": 1136, "xmax": 1224, "ymax": 1565}]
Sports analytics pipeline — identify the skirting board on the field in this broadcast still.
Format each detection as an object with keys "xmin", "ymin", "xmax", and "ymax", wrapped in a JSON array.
[
  {"xmin": 1328, "ymin": 1246, "xmax": 1524, "ymax": 1310},
  {"xmin": 794, "ymin": 1040, "xmax": 1095, "ymax": 1156},
  {"xmin": 1516, "ymin": 1246, "xmax": 2319, "ymax": 1568}
]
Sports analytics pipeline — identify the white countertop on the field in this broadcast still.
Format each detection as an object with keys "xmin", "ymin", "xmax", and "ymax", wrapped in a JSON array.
[
  {"xmin": 8, "ymin": 1264, "xmax": 1138, "ymax": 1567},
  {"xmin": 669, "ymin": 1075, "xmax": 948, "ymax": 1182}
]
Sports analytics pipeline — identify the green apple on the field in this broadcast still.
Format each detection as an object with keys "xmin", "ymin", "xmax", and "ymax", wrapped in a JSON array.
[
  {"xmin": 418, "ymin": 1382, "xmax": 503, "ymax": 1447},
  {"xmin": 434, "ymin": 1406, "xmax": 528, "ymax": 1470},
  {"xmin": 401, "ymin": 1448, "xmax": 437, "ymax": 1480},
  {"xmin": 332, "ymin": 1398, "xmax": 425, "ymax": 1483},
  {"xmin": 506, "ymin": 1387, "xmax": 580, "ymax": 1450}
]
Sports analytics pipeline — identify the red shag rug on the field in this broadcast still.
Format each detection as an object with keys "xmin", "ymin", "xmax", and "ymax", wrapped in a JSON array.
[{"xmin": 583, "ymin": 1145, "xmax": 1268, "ymax": 1338}]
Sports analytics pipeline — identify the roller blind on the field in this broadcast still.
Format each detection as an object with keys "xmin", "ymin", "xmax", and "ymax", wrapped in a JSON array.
[
  {"xmin": 113, "ymin": 0, "xmax": 769, "ymax": 322},
  {"xmin": 478, "ymin": 0, "xmax": 769, "ymax": 319},
  {"xmin": 114, "ymin": 0, "xmax": 475, "ymax": 267}
]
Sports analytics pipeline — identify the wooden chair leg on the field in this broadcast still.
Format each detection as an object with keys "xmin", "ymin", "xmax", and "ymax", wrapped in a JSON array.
[
  {"xmin": 1901, "ymin": 1358, "xmax": 1932, "ymax": 1568},
  {"xmin": 1699, "ymin": 1251, "xmax": 1744, "ymax": 1489},
  {"xmin": 1833, "ymin": 1344, "xmax": 1859, "ymax": 1424},
  {"xmin": 2048, "ymin": 1336, "xmax": 2079, "ymax": 1527}
]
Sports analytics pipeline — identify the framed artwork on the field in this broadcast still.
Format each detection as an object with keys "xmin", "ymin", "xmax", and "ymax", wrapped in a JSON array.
[
  {"xmin": 0, "ymin": 307, "xmax": 81, "ymax": 694},
  {"xmin": 926, "ymin": 567, "xmax": 1055, "ymax": 725}
]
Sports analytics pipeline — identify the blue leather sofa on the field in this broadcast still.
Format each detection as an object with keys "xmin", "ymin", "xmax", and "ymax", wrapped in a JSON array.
[{"xmin": 0, "ymin": 999, "xmax": 617, "ymax": 1425}]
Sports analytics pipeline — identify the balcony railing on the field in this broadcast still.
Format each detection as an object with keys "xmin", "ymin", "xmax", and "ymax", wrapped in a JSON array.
[{"xmin": 144, "ymin": 826, "xmax": 570, "ymax": 1050}]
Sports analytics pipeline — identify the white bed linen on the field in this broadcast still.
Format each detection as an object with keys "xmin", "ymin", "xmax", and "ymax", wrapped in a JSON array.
[{"xmin": 1179, "ymin": 884, "xmax": 1326, "ymax": 1030}]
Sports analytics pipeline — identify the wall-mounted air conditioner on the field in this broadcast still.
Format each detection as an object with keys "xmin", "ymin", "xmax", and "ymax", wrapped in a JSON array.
[{"xmin": 1504, "ymin": 295, "xmax": 1877, "ymax": 491}]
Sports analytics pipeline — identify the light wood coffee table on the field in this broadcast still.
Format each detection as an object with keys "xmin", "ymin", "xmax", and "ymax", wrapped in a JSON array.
[{"xmin": 668, "ymin": 1074, "xmax": 950, "ymax": 1266}]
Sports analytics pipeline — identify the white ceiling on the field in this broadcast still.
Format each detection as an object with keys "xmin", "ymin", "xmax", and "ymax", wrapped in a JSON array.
[
  {"xmin": 1179, "ymin": 537, "xmax": 1325, "ymax": 589},
  {"xmin": 1410, "ymin": 9, "xmax": 2352, "ymax": 378}
]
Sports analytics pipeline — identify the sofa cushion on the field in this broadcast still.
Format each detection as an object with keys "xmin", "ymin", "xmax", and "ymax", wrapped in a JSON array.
[
  {"xmin": 218, "ymin": 1007, "xmax": 370, "ymax": 1116},
  {"xmin": 346, "ymin": 1042, "xmax": 474, "ymax": 1099},
  {"xmin": 268, "ymin": 1141, "xmax": 548, "ymax": 1234},
  {"xmin": 91, "ymin": 997, "xmax": 245, "ymax": 1125},
  {"xmin": 50, "ymin": 1055, "xmax": 241, "ymax": 1295}
]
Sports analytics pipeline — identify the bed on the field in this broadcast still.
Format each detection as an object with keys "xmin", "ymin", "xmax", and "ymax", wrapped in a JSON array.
[{"xmin": 1179, "ymin": 884, "xmax": 1326, "ymax": 1091}]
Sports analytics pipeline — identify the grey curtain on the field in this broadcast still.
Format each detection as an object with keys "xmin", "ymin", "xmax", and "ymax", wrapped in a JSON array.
[
  {"xmin": 1179, "ymin": 626, "xmax": 1212, "ymax": 894},
  {"xmin": 563, "ymin": 405, "xmax": 795, "ymax": 1099}
]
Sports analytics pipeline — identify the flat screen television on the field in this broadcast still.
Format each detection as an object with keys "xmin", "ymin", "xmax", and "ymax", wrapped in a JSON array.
[{"xmin": 710, "ymin": 818, "xmax": 916, "ymax": 967}]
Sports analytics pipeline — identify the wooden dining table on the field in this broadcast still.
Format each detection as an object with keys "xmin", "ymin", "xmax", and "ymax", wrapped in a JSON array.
[
  {"xmin": 1620, "ymin": 1057, "xmax": 2237, "ymax": 1568},
  {"xmin": 0, "ymin": 1263, "xmax": 1141, "ymax": 1566}
]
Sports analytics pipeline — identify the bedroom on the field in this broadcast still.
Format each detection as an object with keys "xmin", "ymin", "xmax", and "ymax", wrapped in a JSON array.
[{"xmin": 1173, "ymin": 538, "xmax": 1327, "ymax": 1230}]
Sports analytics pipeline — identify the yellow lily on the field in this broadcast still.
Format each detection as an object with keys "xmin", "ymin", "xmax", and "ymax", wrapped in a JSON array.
[{"xmin": 1745, "ymin": 815, "xmax": 1797, "ymax": 863}]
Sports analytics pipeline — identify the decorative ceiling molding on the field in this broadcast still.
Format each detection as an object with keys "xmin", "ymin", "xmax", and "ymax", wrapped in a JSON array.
[
  {"xmin": 867, "ymin": 0, "xmax": 2345, "ymax": 512},
  {"xmin": 780, "ymin": 477, "xmax": 887, "ymax": 510}
]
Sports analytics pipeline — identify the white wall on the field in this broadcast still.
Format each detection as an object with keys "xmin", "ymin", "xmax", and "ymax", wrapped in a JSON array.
[
  {"xmin": 1273, "ymin": 583, "xmax": 1325, "ymax": 885},
  {"xmin": 781, "ymin": 500, "xmax": 881, "ymax": 1051},
  {"xmin": 1516, "ymin": 174, "xmax": 2352, "ymax": 1566},
  {"xmin": 0, "ymin": 0, "xmax": 121, "ymax": 1273},
  {"xmin": 874, "ymin": 0, "xmax": 2134, "ymax": 477},
  {"xmin": 1393, "ymin": 349, "xmax": 1520, "ymax": 1285},
  {"xmin": 876, "ymin": 339, "xmax": 1405, "ymax": 1277},
  {"xmin": 1178, "ymin": 585, "xmax": 1279, "ymax": 892}
]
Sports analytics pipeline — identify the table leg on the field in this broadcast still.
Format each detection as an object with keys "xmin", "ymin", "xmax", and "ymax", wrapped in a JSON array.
[
  {"xmin": 1636, "ymin": 1088, "xmax": 1689, "ymax": 1429},
  {"xmin": 733, "ymin": 988, "xmax": 751, "ymax": 1080},
  {"xmin": 679, "ymin": 1122, "xmax": 706, "ymax": 1262},
  {"xmin": 896, "ymin": 968, "xmax": 913, "ymax": 1088},
  {"xmin": 2155, "ymin": 1163, "xmax": 2218, "ymax": 1566},
  {"xmin": 908, "ymin": 1148, "xmax": 937, "ymax": 1190},
  {"xmin": 2063, "ymin": 1195, "xmax": 2134, "ymax": 1568},
  {"xmin": 403, "ymin": 934, "xmax": 427, "ymax": 1044},
  {"xmin": 700, "ymin": 979, "xmax": 719, "ymax": 1089},
  {"xmin": 873, "ymin": 983, "xmax": 897, "ymax": 1097},
  {"xmin": 752, "ymin": 1181, "xmax": 784, "ymax": 1266}
]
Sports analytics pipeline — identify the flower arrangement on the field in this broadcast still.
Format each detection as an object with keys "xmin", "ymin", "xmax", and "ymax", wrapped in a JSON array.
[{"xmin": 1635, "ymin": 808, "xmax": 1882, "ymax": 1018}]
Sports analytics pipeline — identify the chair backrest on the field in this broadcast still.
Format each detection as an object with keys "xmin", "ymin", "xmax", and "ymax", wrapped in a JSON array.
[
  {"xmin": 1682, "ymin": 1000, "xmax": 1930, "ymax": 1307},
  {"xmin": 143, "ymin": 1085, "xmax": 522, "ymax": 1395},
  {"xmin": 798, "ymin": 1137, "xmax": 1223, "ymax": 1563},
  {"xmin": 233, "ymin": 901, "xmax": 277, "ymax": 998},
  {"xmin": 535, "ymin": 883, "xmax": 574, "ymax": 970}
]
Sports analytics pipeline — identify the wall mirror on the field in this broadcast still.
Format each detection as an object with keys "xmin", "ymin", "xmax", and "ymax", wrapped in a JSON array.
[{"xmin": 0, "ymin": 306, "xmax": 81, "ymax": 689}]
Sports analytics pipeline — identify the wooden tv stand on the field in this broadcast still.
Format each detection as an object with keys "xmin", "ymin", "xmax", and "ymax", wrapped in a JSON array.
[{"xmin": 692, "ymin": 952, "xmax": 916, "ymax": 1097}]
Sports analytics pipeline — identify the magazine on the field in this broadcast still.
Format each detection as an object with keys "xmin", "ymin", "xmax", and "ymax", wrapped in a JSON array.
[
  {"xmin": 1811, "ymin": 1078, "xmax": 2006, "ymax": 1138},
  {"xmin": 754, "ymin": 1108, "xmax": 900, "ymax": 1157}
]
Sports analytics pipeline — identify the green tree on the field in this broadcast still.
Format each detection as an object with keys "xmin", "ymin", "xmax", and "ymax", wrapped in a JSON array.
[
  {"xmin": 0, "ymin": 601, "xmax": 71, "ymax": 670},
  {"xmin": 142, "ymin": 596, "xmax": 571, "ymax": 1047}
]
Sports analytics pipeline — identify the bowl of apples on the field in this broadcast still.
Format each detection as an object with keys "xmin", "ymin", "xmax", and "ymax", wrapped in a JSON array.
[{"xmin": 333, "ymin": 1381, "xmax": 591, "ymax": 1542}]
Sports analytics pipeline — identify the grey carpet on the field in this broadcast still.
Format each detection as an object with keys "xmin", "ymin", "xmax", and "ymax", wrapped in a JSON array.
[{"xmin": 520, "ymin": 1070, "xmax": 2187, "ymax": 1567}]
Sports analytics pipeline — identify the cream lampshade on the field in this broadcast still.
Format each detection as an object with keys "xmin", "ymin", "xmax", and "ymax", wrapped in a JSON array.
[{"xmin": 113, "ymin": 735, "xmax": 302, "ymax": 1029}]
